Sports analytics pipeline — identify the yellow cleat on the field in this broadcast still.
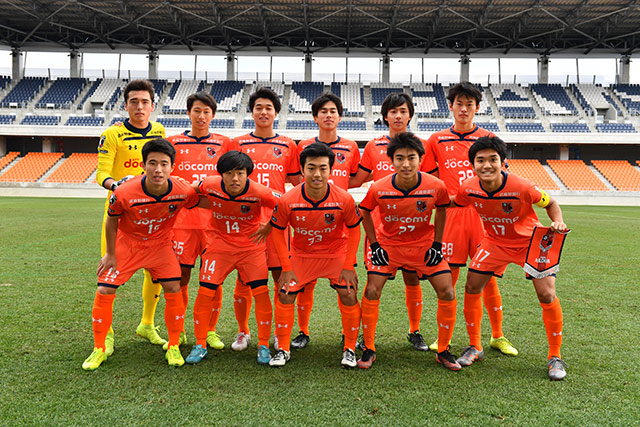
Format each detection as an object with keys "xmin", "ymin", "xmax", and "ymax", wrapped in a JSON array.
[
  {"xmin": 162, "ymin": 331, "xmax": 187, "ymax": 351},
  {"xmin": 429, "ymin": 338, "xmax": 451, "ymax": 352},
  {"xmin": 165, "ymin": 345, "xmax": 185, "ymax": 367},
  {"xmin": 105, "ymin": 331, "xmax": 115, "ymax": 357},
  {"xmin": 136, "ymin": 323, "xmax": 168, "ymax": 346},
  {"xmin": 82, "ymin": 348, "xmax": 106, "ymax": 371},
  {"xmin": 490, "ymin": 336, "xmax": 519, "ymax": 356},
  {"xmin": 206, "ymin": 331, "xmax": 225, "ymax": 350}
]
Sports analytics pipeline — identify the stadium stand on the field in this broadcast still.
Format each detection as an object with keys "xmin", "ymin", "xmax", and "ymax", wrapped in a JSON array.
[
  {"xmin": 337, "ymin": 119, "xmax": 366, "ymax": 131},
  {"xmin": 0, "ymin": 114, "xmax": 16, "ymax": 124},
  {"xmin": 550, "ymin": 122, "xmax": 590, "ymax": 133},
  {"xmin": 591, "ymin": 160, "xmax": 640, "ymax": 191},
  {"xmin": 530, "ymin": 84, "xmax": 578, "ymax": 115},
  {"xmin": 210, "ymin": 80, "xmax": 244, "ymax": 112},
  {"xmin": 507, "ymin": 159, "xmax": 559, "ymax": 190},
  {"xmin": 611, "ymin": 84, "xmax": 640, "ymax": 115},
  {"xmin": 21, "ymin": 115, "xmax": 61, "ymax": 126},
  {"xmin": 505, "ymin": 121, "xmax": 545, "ymax": 132},
  {"xmin": 0, "ymin": 77, "xmax": 46, "ymax": 107},
  {"xmin": 374, "ymin": 122, "xmax": 410, "ymax": 131},
  {"xmin": 0, "ymin": 75, "xmax": 10, "ymax": 91},
  {"xmin": 489, "ymin": 84, "xmax": 536, "ymax": 119},
  {"xmin": 35, "ymin": 77, "xmax": 87, "ymax": 109},
  {"xmin": 475, "ymin": 121, "xmax": 500, "ymax": 133},
  {"xmin": 417, "ymin": 121, "xmax": 452, "ymax": 132},
  {"xmin": 78, "ymin": 79, "xmax": 125, "ymax": 111},
  {"xmin": 370, "ymin": 82, "xmax": 404, "ymax": 112},
  {"xmin": 242, "ymin": 119, "xmax": 278, "ymax": 129},
  {"xmin": 0, "ymin": 151, "xmax": 19, "ymax": 170},
  {"xmin": 602, "ymin": 93, "xmax": 623, "ymax": 116},
  {"xmin": 289, "ymin": 81, "xmax": 325, "ymax": 113},
  {"xmin": 474, "ymin": 85, "xmax": 493, "ymax": 116},
  {"xmin": 595, "ymin": 122, "xmax": 637, "ymax": 133},
  {"xmin": 0, "ymin": 152, "xmax": 63, "ymax": 182},
  {"xmin": 45, "ymin": 153, "xmax": 98, "ymax": 183},
  {"xmin": 253, "ymin": 81, "xmax": 285, "ymax": 99},
  {"xmin": 570, "ymin": 84, "xmax": 611, "ymax": 116},
  {"xmin": 163, "ymin": 80, "xmax": 206, "ymax": 114},
  {"xmin": 330, "ymin": 82, "xmax": 365, "ymax": 116},
  {"xmin": 547, "ymin": 160, "xmax": 609, "ymax": 191},
  {"xmin": 286, "ymin": 119, "xmax": 316, "ymax": 130},
  {"xmin": 411, "ymin": 83, "xmax": 450, "ymax": 118},
  {"xmin": 65, "ymin": 116, "xmax": 104, "ymax": 126},
  {"xmin": 150, "ymin": 79, "xmax": 168, "ymax": 99}
]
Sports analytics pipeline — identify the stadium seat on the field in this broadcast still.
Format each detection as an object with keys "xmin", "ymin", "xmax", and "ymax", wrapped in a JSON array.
[
  {"xmin": 20, "ymin": 115, "xmax": 61, "ymax": 126},
  {"xmin": 546, "ymin": 160, "xmax": 608, "ymax": 191},
  {"xmin": 370, "ymin": 83, "xmax": 404, "ymax": 113},
  {"xmin": 210, "ymin": 80, "xmax": 244, "ymax": 112},
  {"xmin": 591, "ymin": 160, "xmax": 640, "ymax": 191},
  {"xmin": 550, "ymin": 122, "xmax": 590, "ymax": 133},
  {"xmin": 595, "ymin": 122, "xmax": 636, "ymax": 133},
  {"xmin": 289, "ymin": 81, "xmax": 325, "ymax": 113},
  {"xmin": 330, "ymin": 82, "xmax": 364, "ymax": 116},
  {"xmin": 417, "ymin": 121, "xmax": 452, "ymax": 132},
  {"xmin": 505, "ymin": 121, "xmax": 545, "ymax": 132},
  {"xmin": 45, "ymin": 153, "xmax": 98, "ymax": 183},
  {"xmin": 0, "ymin": 152, "xmax": 63, "ymax": 182},
  {"xmin": 65, "ymin": 116, "xmax": 104, "ymax": 126},
  {"xmin": 507, "ymin": 159, "xmax": 559, "ymax": 190},
  {"xmin": 0, "ymin": 151, "xmax": 20, "ymax": 171},
  {"xmin": 411, "ymin": 83, "xmax": 450, "ymax": 118},
  {"xmin": 611, "ymin": 84, "xmax": 640, "ymax": 115},
  {"xmin": 1, "ymin": 77, "xmax": 47, "ymax": 108},
  {"xmin": 36, "ymin": 77, "xmax": 87, "ymax": 109},
  {"xmin": 163, "ymin": 80, "xmax": 206, "ymax": 114},
  {"xmin": 0, "ymin": 114, "xmax": 16, "ymax": 124},
  {"xmin": 489, "ymin": 84, "xmax": 536, "ymax": 119},
  {"xmin": 530, "ymin": 84, "xmax": 578, "ymax": 116}
]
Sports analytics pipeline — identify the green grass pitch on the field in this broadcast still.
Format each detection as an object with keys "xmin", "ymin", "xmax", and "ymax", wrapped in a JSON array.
[{"xmin": 0, "ymin": 197, "xmax": 638, "ymax": 425}]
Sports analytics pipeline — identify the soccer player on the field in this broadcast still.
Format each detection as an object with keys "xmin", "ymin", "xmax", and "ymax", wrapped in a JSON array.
[
  {"xmin": 358, "ymin": 132, "xmax": 460, "ymax": 370},
  {"xmin": 96, "ymin": 79, "xmax": 166, "ymax": 356},
  {"xmin": 83, "ymin": 139, "xmax": 200, "ymax": 370},
  {"xmin": 167, "ymin": 91, "xmax": 231, "ymax": 351},
  {"xmin": 185, "ymin": 150, "xmax": 278, "ymax": 365},
  {"xmin": 229, "ymin": 87, "xmax": 302, "ymax": 352},
  {"xmin": 292, "ymin": 92, "xmax": 361, "ymax": 349},
  {"xmin": 421, "ymin": 82, "xmax": 516, "ymax": 355},
  {"xmin": 269, "ymin": 142, "xmax": 362, "ymax": 368},
  {"xmin": 454, "ymin": 136, "xmax": 568, "ymax": 380},
  {"xmin": 350, "ymin": 92, "xmax": 430, "ymax": 352}
]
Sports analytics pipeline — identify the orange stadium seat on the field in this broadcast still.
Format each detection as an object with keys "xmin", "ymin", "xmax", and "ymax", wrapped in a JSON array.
[
  {"xmin": 0, "ymin": 152, "xmax": 63, "ymax": 182},
  {"xmin": 591, "ymin": 160, "xmax": 640, "ymax": 191},
  {"xmin": 0, "ymin": 151, "xmax": 20, "ymax": 171},
  {"xmin": 507, "ymin": 159, "xmax": 559, "ymax": 190},
  {"xmin": 546, "ymin": 160, "xmax": 608, "ymax": 191},
  {"xmin": 45, "ymin": 152, "xmax": 98, "ymax": 183}
]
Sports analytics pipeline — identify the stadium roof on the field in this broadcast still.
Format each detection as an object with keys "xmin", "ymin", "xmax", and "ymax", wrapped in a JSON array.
[{"xmin": 2, "ymin": 0, "xmax": 640, "ymax": 57}]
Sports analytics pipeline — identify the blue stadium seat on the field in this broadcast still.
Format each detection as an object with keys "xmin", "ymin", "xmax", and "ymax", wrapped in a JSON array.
[
  {"xmin": 0, "ymin": 114, "xmax": 16, "ymax": 124},
  {"xmin": 505, "ymin": 122, "xmax": 545, "ymax": 132},
  {"xmin": 550, "ymin": 122, "xmax": 590, "ymax": 133},
  {"xmin": 1, "ymin": 77, "xmax": 47, "ymax": 107},
  {"xmin": 65, "ymin": 116, "xmax": 104, "ymax": 126},
  {"xmin": 36, "ymin": 78, "xmax": 87, "ymax": 109},
  {"xmin": 595, "ymin": 122, "xmax": 636, "ymax": 133},
  {"xmin": 20, "ymin": 115, "xmax": 61, "ymax": 126}
]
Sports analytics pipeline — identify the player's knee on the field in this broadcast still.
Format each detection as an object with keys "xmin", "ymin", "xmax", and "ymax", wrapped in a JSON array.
[
  {"xmin": 162, "ymin": 281, "xmax": 181, "ymax": 293},
  {"xmin": 436, "ymin": 286, "xmax": 455, "ymax": 301},
  {"xmin": 536, "ymin": 291, "xmax": 556, "ymax": 304},
  {"xmin": 364, "ymin": 285, "xmax": 381, "ymax": 301},
  {"xmin": 97, "ymin": 285, "xmax": 116, "ymax": 295}
]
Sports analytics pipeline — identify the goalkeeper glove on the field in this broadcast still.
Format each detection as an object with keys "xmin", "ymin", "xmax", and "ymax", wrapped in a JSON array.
[
  {"xmin": 110, "ymin": 175, "xmax": 135, "ymax": 191},
  {"xmin": 370, "ymin": 242, "xmax": 389, "ymax": 266},
  {"xmin": 424, "ymin": 241, "xmax": 444, "ymax": 266}
]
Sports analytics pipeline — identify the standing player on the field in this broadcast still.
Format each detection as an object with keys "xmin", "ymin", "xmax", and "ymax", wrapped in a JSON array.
[
  {"xmin": 96, "ymin": 79, "xmax": 166, "ymax": 356},
  {"xmin": 186, "ymin": 151, "xmax": 278, "ymax": 365},
  {"xmin": 358, "ymin": 132, "xmax": 459, "ymax": 371},
  {"xmin": 421, "ymin": 82, "xmax": 516, "ymax": 355},
  {"xmin": 167, "ymin": 91, "xmax": 231, "ymax": 351},
  {"xmin": 83, "ymin": 139, "xmax": 199, "ymax": 370},
  {"xmin": 229, "ymin": 87, "xmax": 302, "ymax": 352},
  {"xmin": 292, "ymin": 92, "xmax": 361, "ymax": 349},
  {"xmin": 269, "ymin": 143, "xmax": 362, "ymax": 368},
  {"xmin": 453, "ymin": 136, "xmax": 567, "ymax": 380},
  {"xmin": 350, "ymin": 92, "xmax": 430, "ymax": 352}
]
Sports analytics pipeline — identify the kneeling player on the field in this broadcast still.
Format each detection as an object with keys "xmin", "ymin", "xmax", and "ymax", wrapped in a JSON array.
[
  {"xmin": 186, "ymin": 151, "xmax": 278, "ymax": 365},
  {"xmin": 454, "ymin": 136, "xmax": 568, "ymax": 380},
  {"xmin": 358, "ymin": 132, "xmax": 460, "ymax": 371},
  {"xmin": 83, "ymin": 139, "xmax": 200, "ymax": 370},
  {"xmin": 269, "ymin": 142, "xmax": 362, "ymax": 368}
]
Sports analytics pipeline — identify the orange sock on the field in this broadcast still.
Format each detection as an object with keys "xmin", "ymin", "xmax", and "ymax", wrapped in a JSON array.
[
  {"xmin": 164, "ymin": 292, "xmax": 185, "ymax": 347},
  {"xmin": 252, "ymin": 287, "xmax": 273, "ymax": 347},
  {"xmin": 180, "ymin": 285, "xmax": 189, "ymax": 312},
  {"xmin": 274, "ymin": 299, "xmax": 295, "ymax": 352},
  {"xmin": 208, "ymin": 285, "xmax": 223, "ymax": 332},
  {"xmin": 296, "ymin": 281, "xmax": 316, "ymax": 335},
  {"xmin": 193, "ymin": 286, "xmax": 217, "ymax": 347},
  {"xmin": 541, "ymin": 298, "xmax": 563, "ymax": 359},
  {"xmin": 451, "ymin": 268, "xmax": 460, "ymax": 289},
  {"xmin": 405, "ymin": 284, "xmax": 423, "ymax": 332},
  {"xmin": 91, "ymin": 292, "xmax": 115, "ymax": 350},
  {"xmin": 463, "ymin": 292, "xmax": 484, "ymax": 351},
  {"xmin": 360, "ymin": 296, "xmax": 380, "ymax": 352},
  {"xmin": 338, "ymin": 298, "xmax": 361, "ymax": 351},
  {"xmin": 234, "ymin": 279, "xmax": 253, "ymax": 334},
  {"xmin": 437, "ymin": 299, "xmax": 457, "ymax": 353},
  {"xmin": 483, "ymin": 276, "xmax": 504, "ymax": 338}
]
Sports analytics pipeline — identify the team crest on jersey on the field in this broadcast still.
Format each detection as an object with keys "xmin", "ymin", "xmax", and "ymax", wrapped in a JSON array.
[
  {"xmin": 109, "ymin": 193, "xmax": 117, "ymax": 205},
  {"xmin": 324, "ymin": 213, "xmax": 335, "ymax": 224},
  {"xmin": 539, "ymin": 233, "xmax": 555, "ymax": 252},
  {"xmin": 273, "ymin": 205, "xmax": 278, "ymax": 213},
  {"xmin": 416, "ymin": 200, "xmax": 428, "ymax": 212},
  {"xmin": 502, "ymin": 202, "xmax": 513, "ymax": 214},
  {"xmin": 206, "ymin": 146, "xmax": 217, "ymax": 158},
  {"xmin": 98, "ymin": 135, "xmax": 106, "ymax": 149},
  {"xmin": 336, "ymin": 152, "xmax": 346, "ymax": 164},
  {"xmin": 273, "ymin": 147, "xmax": 283, "ymax": 158},
  {"xmin": 168, "ymin": 204, "xmax": 178, "ymax": 213},
  {"xmin": 240, "ymin": 205, "xmax": 251, "ymax": 214}
]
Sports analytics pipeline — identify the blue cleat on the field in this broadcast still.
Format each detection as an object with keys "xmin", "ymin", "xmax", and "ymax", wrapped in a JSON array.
[
  {"xmin": 257, "ymin": 345, "xmax": 272, "ymax": 364},
  {"xmin": 185, "ymin": 344, "xmax": 207, "ymax": 364}
]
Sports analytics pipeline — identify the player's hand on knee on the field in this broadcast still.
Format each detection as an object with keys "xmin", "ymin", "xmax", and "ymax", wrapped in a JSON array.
[
  {"xmin": 97, "ymin": 253, "xmax": 117, "ymax": 277},
  {"xmin": 370, "ymin": 242, "xmax": 389, "ymax": 266},
  {"xmin": 278, "ymin": 270, "xmax": 298, "ymax": 295},
  {"xmin": 339, "ymin": 269, "xmax": 358, "ymax": 294},
  {"xmin": 110, "ymin": 175, "xmax": 135, "ymax": 191},
  {"xmin": 424, "ymin": 241, "xmax": 444, "ymax": 266}
]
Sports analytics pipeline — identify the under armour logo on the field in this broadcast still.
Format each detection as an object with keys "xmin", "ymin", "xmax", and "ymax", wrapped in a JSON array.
[
  {"xmin": 439, "ymin": 323, "xmax": 450, "ymax": 329},
  {"xmin": 299, "ymin": 306, "xmax": 305, "ymax": 311},
  {"xmin": 195, "ymin": 320, "xmax": 199, "ymax": 324},
  {"xmin": 350, "ymin": 327, "xmax": 358, "ymax": 331},
  {"xmin": 474, "ymin": 202, "xmax": 484, "ymax": 208},
  {"xmin": 416, "ymin": 302, "xmax": 422, "ymax": 306},
  {"xmin": 180, "ymin": 149, "xmax": 189, "ymax": 154},
  {"xmin": 138, "ymin": 208, "xmax": 149, "ymax": 214},
  {"xmin": 92, "ymin": 317, "xmax": 102, "ymax": 323},
  {"xmin": 296, "ymin": 216, "xmax": 306, "ymax": 221},
  {"xmin": 154, "ymin": 294, "xmax": 160, "ymax": 299},
  {"xmin": 211, "ymin": 308, "xmax": 219, "ymax": 312},
  {"xmin": 363, "ymin": 325, "xmax": 368, "ymax": 329},
  {"xmin": 175, "ymin": 315, "xmax": 185, "ymax": 321},
  {"xmin": 386, "ymin": 204, "xmax": 396, "ymax": 210},
  {"xmin": 494, "ymin": 306, "xmax": 503, "ymax": 312},
  {"xmin": 247, "ymin": 148, "xmax": 256, "ymax": 153},
  {"xmin": 259, "ymin": 321, "xmax": 271, "ymax": 325},
  {"xmin": 277, "ymin": 323, "xmax": 288, "ymax": 328},
  {"xmin": 234, "ymin": 298, "xmax": 243, "ymax": 303},
  {"xmin": 466, "ymin": 322, "xmax": 475, "ymax": 327},
  {"xmin": 552, "ymin": 331, "xmax": 563, "ymax": 337},
  {"xmin": 445, "ymin": 146, "xmax": 454, "ymax": 151}
]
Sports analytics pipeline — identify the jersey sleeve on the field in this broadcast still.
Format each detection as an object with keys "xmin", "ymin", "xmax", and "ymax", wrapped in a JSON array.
[
  {"xmin": 286, "ymin": 141, "xmax": 301, "ymax": 176},
  {"xmin": 359, "ymin": 142, "xmax": 374, "ymax": 173},
  {"xmin": 185, "ymin": 185, "xmax": 200, "ymax": 209},
  {"xmin": 270, "ymin": 199, "xmax": 290, "ymax": 230},
  {"xmin": 343, "ymin": 195, "xmax": 363, "ymax": 228},
  {"xmin": 358, "ymin": 186, "xmax": 377, "ymax": 212},
  {"xmin": 349, "ymin": 144, "xmax": 361, "ymax": 176},
  {"xmin": 106, "ymin": 188, "xmax": 125, "ymax": 216},
  {"xmin": 198, "ymin": 176, "xmax": 213, "ymax": 194},
  {"xmin": 96, "ymin": 128, "xmax": 118, "ymax": 187},
  {"xmin": 260, "ymin": 185, "xmax": 280, "ymax": 210},
  {"xmin": 453, "ymin": 185, "xmax": 470, "ymax": 207},
  {"xmin": 434, "ymin": 179, "xmax": 450, "ymax": 207},
  {"xmin": 420, "ymin": 137, "xmax": 438, "ymax": 174},
  {"xmin": 529, "ymin": 182, "xmax": 548, "ymax": 207}
]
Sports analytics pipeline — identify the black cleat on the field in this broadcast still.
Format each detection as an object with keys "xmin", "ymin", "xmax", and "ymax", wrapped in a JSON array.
[
  {"xmin": 407, "ymin": 330, "xmax": 429, "ymax": 351},
  {"xmin": 290, "ymin": 331, "xmax": 310, "ymax": 349}
]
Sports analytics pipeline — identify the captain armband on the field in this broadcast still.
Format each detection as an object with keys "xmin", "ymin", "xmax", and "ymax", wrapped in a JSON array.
[{"xmin": 535, "ymin": 189, "xmax": 551, "ymax": 208}]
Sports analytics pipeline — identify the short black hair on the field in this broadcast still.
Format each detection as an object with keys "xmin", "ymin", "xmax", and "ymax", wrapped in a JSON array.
[
  {"xmin": 187, "ymin": 91, "xmax": 217, "ymax": 114},
  {"xmin": 311, "ymin": 92, "xmax": 343, "ymax": 117},
  {"xmin": 142, "ymin": 138, "xmax": 175, "ymax": 164},
  {"xmin": 249, "ymin": 86, "xmax": 281, "ymax": 113},
  {"xmin": 217, "ymin": 150, "xmax": 254, "ymax": 175},
  {"xmin": 447, "ymin": 81, "xmax": 483, "ymax": 105},
  {"xmin": 468, "ymin": 136, "xmax": 507, "ymax": 164},
  {"xmin": 380, "ymin": 92, "xmax": 414, "ymax": 127},
  {"xmin": 387, "ymin": 132, "xmax": 425, "ymax": 159},
  {"xmin": 300, "ymin": 142, "xmax": 335, "ymax": 169},
  {"xmin": 124, "ymin": 79, "xmax": 155, "ymax": 103}
]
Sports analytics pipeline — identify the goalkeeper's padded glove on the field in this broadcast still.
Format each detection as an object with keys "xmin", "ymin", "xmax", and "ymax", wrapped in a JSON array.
[
  {"xmin": 370, "ymin": 242, "xmax": 390, "ymax": 266},
  {"xmin": 111, "ymin": 175, "xmax": 135, "ymax": 191},
  {"xmin": 424, "ymin": 241, "xmax": 444, "ymax": 266}
]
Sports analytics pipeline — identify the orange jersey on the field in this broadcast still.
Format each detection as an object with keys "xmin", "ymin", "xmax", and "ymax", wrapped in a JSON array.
[
  {"xmin": 270, "ymin": 183, "xmax": 362, "ymax": 258},
  {"xmin": 455, "ymin": 172, "xmax": 543, "ymax": 248},
  {"xmin": 168, "ymin": 131, "xmax": 232, "ymax": 230},
  {"xmin": 421, "ymin": 125, "xmax": 494, "ymax": 196},
  {"xmin": 298, "ymin": 137, "xmax": 360, "ymax": 190},
  {"xmin": 198, "ymin": 175, "xmax": 279, "ymax": 251},
  {"xmin": 360, "ymin": 172, "xmax": 450, "ymax": 246},
  {"xmin": 230, "ymin": 133, "xmax": 300, "ymax": 193},
  {"xmin": 108, "ymin": 176, "xmax": 199, "ymax": 242},
  {"xmin": 360, "ymin": 134, "xmax": 430, "ymax": 182}
]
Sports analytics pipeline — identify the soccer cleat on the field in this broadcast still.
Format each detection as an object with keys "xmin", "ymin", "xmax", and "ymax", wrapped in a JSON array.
[
  {"xmin": 490, "ymin": 336, "xmax": 519, "ymax": 356},
  {"xmin": 185, "ymin": 344, "xmax": 207, "ymax": 364},
  {"xmin": 273, "ymin": 336, "xmax": 280, "ymax": 351},
  {"xmin": 162, "ymin": 331, "xmax": 188, "ymax": 351},
  {"xmin": 257, "ymin": 345, "xmax": 272, "ymax": 365},
  {"xmin": 136, "ymin": 323, "xmax": 168, "ymax": 346},
  {"xmin": 269, "ymin": 349, "xmax": 290, "ymax": 367},
  {"xmin": 407, "ymin": 330, "xmax": 429, "ymax": 351},
  {"xmin": 165, "ymin": 345, "xmax": 185, "ymax": 367},
  {"xmin": 82, "ymin": 348, "xmax": 106, "ymax": 371},
  {"xmin": 231, "ymin": 332, "xmax": 251, "ymax": 351},
  {"xmin": 430, "ymin": 338, "xmax": 452, "ymax": 352},
  {"xmin": 355, "ymin": 335, "xmax": 365, "ymax": 351},
  {"xmin": 456, "ymin": 346, "xmax": 484, "ymax": 367},
  {"xmin": 341, "ymin": 349, "xmax": 357, "ymax": 369},
  {"xmin": 104, "ymin": 331, "xmax": 115, "ymax": 357},
  {"xmin": 357, "ymin": 349, "xmax": 376, "ymax": 369},
  {"xmin": 547, "ymin": 357, "xmax": 568, "ymax": 381},
  {"xmin": 290, "ymin": 331, "xmax": 310, "ymax": 349},
  {"xmin": 436, "ymin": 348, "xmax": 462, "ymax": 371},
  {"xmin": 206, "ymin": 331, "xmax": 225, "ymax": 350}
]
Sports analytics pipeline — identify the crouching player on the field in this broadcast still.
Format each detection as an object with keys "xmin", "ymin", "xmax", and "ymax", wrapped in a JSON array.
[
  {"xmin": 269, "ymin": 142, "xmax": 362, "ymax": 368},
  {"xmin": 454, "ymin": 136, "xmax": 568, "ymax": 380},
  {"xmin": 186, "ymin": 151, "xmax": 278, "ymax": 365},
  {"xmin": 83, "ymin": 139, "xmax": 200, "ymax": 370},
  {"xmin": 358, "ymin": 132, "xmax": 460, "ymax": 371}
]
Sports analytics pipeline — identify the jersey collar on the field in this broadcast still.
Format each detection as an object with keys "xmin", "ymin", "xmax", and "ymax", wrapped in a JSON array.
[
  {"xmin": 183, "ymin": 131, "xmax": 212, "ymax": 142},
  {"xmin": 221, "ymin": 178, "xmax": 250, "ymax": 199},
  {"xmin": 301, "ymin": 182, "xmax": 331, "ymax": 207},
  {"xmin": 249, "ymin": 132, "xmax": 279, "ymax": 142},
  {"xmin": 449, "ymin": 124, "xmax": 478, "ymax": 139},
  {"xmin": 478, "ymin": 170, "xmax": 508, "ymax": 197},
  {"xmin": 391, "ymin": 172, "xmax": 422, "ymax": 196},
  {"xmin": 315, "ymin": 136, "xmax": 341, "ymax": 145},
  {"xmin": 141, "ymin": 175, "xmax": 173, "ymax": 200},
  {"xmin": 124, "ymin": 119, "xmax": 152, "ymax": 137}
]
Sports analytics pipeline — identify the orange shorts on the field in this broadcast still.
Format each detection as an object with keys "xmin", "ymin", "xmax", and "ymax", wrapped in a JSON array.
[
  {"xmin": 287, "ymin": 255, "xmax": 346, "ymax": 294},
  {"xmin": 199, "ymin": 246, "xmax": 269, "ymax": 289},
  {"xmin": 368, "ymin": 244, "xmax": 451, "ymax": 280},
  {"xmin": 468, "ymin": 239, "xmax": 527, "ymax": 278},
  {"xmin": 442, "ymin": 205, "xmax": 485, "ymax": 267},
  {"xmin": 171, "ymin": 228, "xmax": 207, "ymax": 268},
  {"xmin": 97, "ymin": 234, "xmax": 180, "ymax": 288}
]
